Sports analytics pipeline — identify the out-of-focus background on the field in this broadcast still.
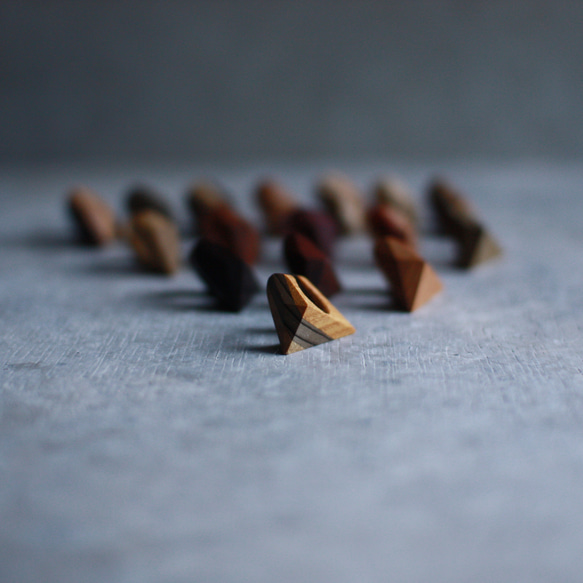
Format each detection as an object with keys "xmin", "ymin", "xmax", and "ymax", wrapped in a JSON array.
[{"xmin": 2, "ymin": 0, "xmax": 583, "ymax": 164}]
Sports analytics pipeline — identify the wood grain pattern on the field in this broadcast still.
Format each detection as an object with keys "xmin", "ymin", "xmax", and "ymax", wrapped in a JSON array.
[
  {"xmin": 267, "ymin": 273, "xmax": 355, "ymax": 354},
  {"xmin": 374, "ymin": 236, "xmax": 443, "ymax": 311}
]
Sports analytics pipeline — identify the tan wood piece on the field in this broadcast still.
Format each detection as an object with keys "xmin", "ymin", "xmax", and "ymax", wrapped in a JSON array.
[
  {"xmin": 373, "ymin": 176, "xmax": 418, "ymax": 227},
  {"xmin": 129, "ymin": 210, "xmax": 181, "ymax": 275},
  {"xmin": 455, "ymin": 218, "xmax": 503, "ymax": 268},
  {"xmin": 186, "ymin": 181, "xmax": 229, "ymax": 220},
  {"xmin": 267, "ymin": 273, "xmax": 355, "ymax": 355},
  {"xmin": 374, "ymin": 237, "xmax": 443, "ymax": 312},
  {"xmin": 317, "ymin": 172, "xmax": 366, "ymax": 235},
  {"xmin": 68, "ymin": 186, "xmax": 117, "ymax": 246}
]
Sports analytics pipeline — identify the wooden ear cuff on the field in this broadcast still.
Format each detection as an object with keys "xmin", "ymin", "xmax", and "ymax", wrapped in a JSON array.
[
  {"xmin": 374, "ymin": 237, "xmax": 443, "ymax": 312},
  {"xmin": 267, "ymin": 273, "xmax": 355, "ymax": 354}
]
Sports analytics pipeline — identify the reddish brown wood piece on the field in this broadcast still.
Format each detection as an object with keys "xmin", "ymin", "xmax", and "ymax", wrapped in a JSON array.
[
  {"xmin": 374, "ymin": 236, "xmax": 443, "ymax": 312},
  {"xmin": 198, "ymin": 205, "xmax": 261, "ymax": 265},
  {"xmin": 366, "ymin": 204, "xmax": 417, "ymax": 250}
]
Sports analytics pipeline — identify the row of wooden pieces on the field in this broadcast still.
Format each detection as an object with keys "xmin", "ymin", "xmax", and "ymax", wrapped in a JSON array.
[
  {"xmin": 191, "ymin": 235, "xmax": 441, "ymax": 354},
  {"xmin": 67, "ymin": 174, "xmax": 502, "ymax": 273}
]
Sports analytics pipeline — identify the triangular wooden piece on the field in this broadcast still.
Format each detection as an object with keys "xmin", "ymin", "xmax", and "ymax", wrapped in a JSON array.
[
  {"xmin": 283, "ymin": 232, "xmax": 342, "ymax": 297},
  {"xmin": 190, "ymin": 238, "xmax": 259, "ymax": 312},
  {"xmin": 456, "ymin": 221, "xmax": 503, "ymax": 268},
  {"xmin": 129, "ymin": 210, "xmax": 181, "ymax": 274},
  {"xmin": 374, "ymin": 237, "xmax": 443, "ymax": 311},
  {"xmin": 68, "ymin": 186, "xmax": 117, "ymax": 246},
  {"xmin": 267, "ymin": 274, "xmax": 355, "ymax": 354}
]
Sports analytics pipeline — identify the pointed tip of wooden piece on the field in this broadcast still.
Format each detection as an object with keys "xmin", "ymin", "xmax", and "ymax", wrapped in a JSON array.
[
  {"xmin": 374, "ymin": 236, "xmax": 443, "ymax": 312},
  {"xmin": 266, "ymin": 273, "xmax": 355, "ymax": 355},
  {"xmin": 456, "ymin": 223, "xmax": 503, "ymax": 268},
  {"xmin": 409, "ymin": 263, "xmax": 443, "ymax": 311}
]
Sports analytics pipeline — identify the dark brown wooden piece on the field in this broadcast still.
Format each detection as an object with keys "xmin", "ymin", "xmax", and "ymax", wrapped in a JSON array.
[
  {"xmin": 190, "ymin": 238, "xmax": 259, "ymax": 312},
  {"xmin": 428, "ymin": 178, "xmax": 477, "ymax": 237},
  {"xmin": 266, "ymin": 273, "xmax": 355, "ymax": 354},
  {"xmin": 68, "ymin": 186, "xmax": 117, "ymax": 246},
  {"xmin": 129, "ymin": 210, "xmax": 181, "ymax": 275},
  {"xmin": 428, "ymin": 178, "xmax": 502, "ymax": 268},
  {"xmin": 197, "ymin": 205, "xmax": 261, "ymax": 265},
  {"xmin": 288, "ymin": 209, "xmax": 338, "ymax": 258},
  {"xmin": 283, "ymin": 233, "xmax": 341, "ymax": 297},
  {"xmin": 374, "ymin": 236, "xmax": 443, "ymax": 312}
]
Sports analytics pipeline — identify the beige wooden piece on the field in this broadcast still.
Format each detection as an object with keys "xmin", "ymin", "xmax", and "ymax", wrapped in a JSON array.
[{"xmin": 267, "ymin": 273, "xmax": 355, "ymax": 354}]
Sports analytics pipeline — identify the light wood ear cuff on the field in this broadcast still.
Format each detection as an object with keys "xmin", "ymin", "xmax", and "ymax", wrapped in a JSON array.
[
  {"xmin": 267, "ymin": 273, "xmax": 355, "ymax": 355},
  {"xmin": 374, "ymin": 237, "xmax": 443, "ymax": 312},
  {"xmin": 129, "ymin": 210, "xmax": 181, "ymax": 275}
]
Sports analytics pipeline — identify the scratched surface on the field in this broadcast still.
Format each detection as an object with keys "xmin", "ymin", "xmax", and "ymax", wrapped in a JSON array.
[{"xmin": 1, "ymin": 162, "xmax": 583, "ymax": 583}]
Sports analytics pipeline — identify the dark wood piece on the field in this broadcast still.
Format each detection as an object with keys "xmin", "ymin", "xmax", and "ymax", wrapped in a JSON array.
[
  {"xmin": 197, "ymin": 205, "xmax": 261, "ymax": 265},
  {"xmin": 266, "ymin": 273, "xmax": 355, "ymax": 354},
  {"xmin": 283, "ymin": 233, "xmax": 341, "ymax": 297},
  {"xmin": 428, "ymin": 178, "xmax": 502, "ymax": 268},
  {"xmin": 190, "ymin": 238, "xmax": 260, "ymax": 312},
  {"xmin": 288, "ymin": 209, "xmax": 338, "ymax": 258}
]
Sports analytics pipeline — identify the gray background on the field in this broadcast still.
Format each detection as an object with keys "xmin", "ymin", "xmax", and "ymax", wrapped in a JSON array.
[{"xmin": 2, "ymin": 0, "xmax": 583, "ymax": 163}]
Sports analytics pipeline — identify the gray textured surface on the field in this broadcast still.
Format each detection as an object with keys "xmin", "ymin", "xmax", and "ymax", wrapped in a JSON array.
[
  {"xmin": 1, "ymin": 162, "xmax": 583, "ymax": 582},
  {"xmin": 2, "ymin": 1, "xmax": 583, "ymax": 162}
]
